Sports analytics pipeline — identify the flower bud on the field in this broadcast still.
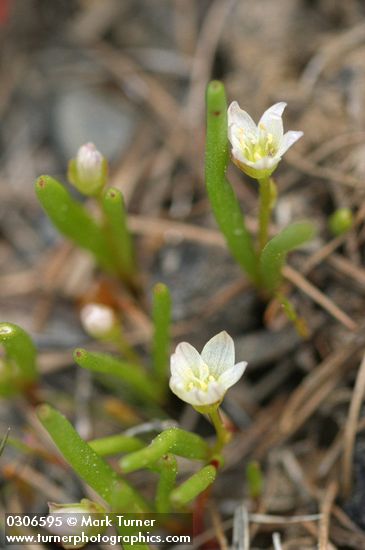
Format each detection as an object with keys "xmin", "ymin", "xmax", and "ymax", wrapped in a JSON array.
[
  {"xmin": 80, "ymin": 303, "xmax": 118, "ymax": 339},
  {"xmin": 68, "ymin": 143, "xmax": 107, "ymax": 196},
  {"xmin": 47, "ymin": 499, "xmax": 106, "ymax": 549},
  {"xmin": 329, "ymin": 207, "xmax": 354, "ymax": 236}
]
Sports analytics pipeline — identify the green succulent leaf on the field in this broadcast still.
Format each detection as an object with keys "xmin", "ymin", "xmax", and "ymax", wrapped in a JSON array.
[
  {"xmin": 259, "ymin": 221, "xmax": 316, "ymax": 292},
  {"xmin": 151, "ymin": 283, "xmax": 171, "ymax": 386},
  {"xmin": 102, "ymin": 187, "xmax": 136, "ymax": 283},
  {"xmin": 155, "ymin": 454, "xmax": 177, "ymax": 513},
  {"xmin": 35, "ymin": 175, "xmax": 115, "ymax": 274},
  {"xmin": 74, "ymin": 348, "xmax": 162, "ymax": 403},
  {"xmin": 37, "ymin": 405, "xmax": 147, "ymax": 511},
  {"xmin": 0, "ymin": 322, "xmax": 38, "ymax": 396},
  {"xmin": 88, "ymin": 434, "xmax": 145, "ymax": 457},
  {"xmin": 120, "ymin": 428, "xmax": 209, "ymax": 474},
  {"xmin": 170, "ymin": 464, "xmax": 217, "ymax": 506},
  {"xmin": 205, "ymin": 80, "xmax": 257, "ymax": 282}
]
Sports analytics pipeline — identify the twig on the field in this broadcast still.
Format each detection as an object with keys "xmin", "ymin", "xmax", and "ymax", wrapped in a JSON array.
[
  {"xmin": 342, "ymin": 352, "xmax": 365, "ymax": 498},
  {"xmin": 283, "ymin": 265, "xmax": 358, "ymax": 331},
  {"xmin": 318, "ymin": 481, "xmax": 338, "ymax": 550},
  {"xmin": 280, "ymin": 330, "xmax": 365, "ymax": 435},
  {"xmin": 185, "ymin": 0, "xmax": 236, "ymax": 125},
  {"xmin": 272, "ymin": 532, "xmax": 283, "ymax": 550},
  {"xmin": 249, "ymin": 513, "xmax": 321, "ymax": 524},
  {"xmin": 286, "ymin": 151, "xmax": 362, "ymax": 188},
  {"xmin": 233, "ymin": 503, "xmax": 250, "ymax": 550},
  {"xmin": 210, "ymin": 504, "xmax": 230, "ymax": 550}
]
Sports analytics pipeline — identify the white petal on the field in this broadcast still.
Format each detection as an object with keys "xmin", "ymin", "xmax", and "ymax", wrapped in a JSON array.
[
  {"xmin": 218, "ymin": 361, "xmax": 247, "ymax": 390},
  {"xmin": 228, "ymin": 101, "xmax": 257, "ymax": 135},
  {"xmin": 201, "ymin": 331, "xmax": 235, "ymax": 376},
  {"xmin": 229, "ymin": 130, "xmax": 249, "ymax": 163},
  {"xmin": 259, "ymin": 102, "xmax": 286, "ymax": 142},
  {"xmin": 170, "ymin": 342, "xmax": 205, "ymax": 378},
  {"xmin": 278, "ymin": 131, "xmax": 303, "ymax": 156},
  {"xmin": 245, "ymin": 156, "xmax": 280, "ymax": 170},
  {"xmin": 191, "ymin": 382, "xmax": 224, "ymax": 406},
  {"xmin": 205, "ymin": 380, "xmax": 225, "ymax": 403},
  {"xmin": 169, "ymin": 378, "xmax": 189, "ymax": 401},
  {"xmin": 169, "ymin": 379, "xmax": 216, "ymax": 406}
]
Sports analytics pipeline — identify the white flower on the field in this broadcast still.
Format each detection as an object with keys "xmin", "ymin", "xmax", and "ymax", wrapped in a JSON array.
[
  {"xmin": 68, "ymin": 142, "xmax": 107, "ymax": 196},
  {"xmin": 228, "ymin": 101, "xmax": 303, "ymax": 179},
  {"xmin": 169, "ymin": 331, "xmax": 247, "ymax": 407},
  {"xmin": 80, "ymin": 303, "xmax": 117, "ymax": 339}
]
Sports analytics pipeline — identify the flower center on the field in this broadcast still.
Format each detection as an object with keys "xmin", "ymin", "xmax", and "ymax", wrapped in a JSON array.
[
  {"xmin": 185, "ymin": 364, "xmax": 217, "ymax": 393},
  {"xmin": 238, "ymin": 124, "xmax": 278, "ymax": 162}
]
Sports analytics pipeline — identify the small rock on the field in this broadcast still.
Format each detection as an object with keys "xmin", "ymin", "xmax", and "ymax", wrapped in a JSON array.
[
  {"xmin": 235, "ymin": 327, "xmax": 300, "ymax": 369},
  {"xmin": 51, "ymin": 88, "xmax": 137, "ymax": 163}
]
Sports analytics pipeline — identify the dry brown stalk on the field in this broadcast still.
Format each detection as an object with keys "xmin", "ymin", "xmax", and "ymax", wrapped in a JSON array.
[{"xmin": 342, "ymin": 352, "xmax": 365, "ymax": 498}]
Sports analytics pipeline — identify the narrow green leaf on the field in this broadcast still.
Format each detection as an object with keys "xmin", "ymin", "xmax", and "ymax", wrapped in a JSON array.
[
  {"xmin": 155, "ymin": 454, "xmax": 177, "ymax": 513},
  {"xmin": 120, "ymin": 430, "xmax": 176, "ymax": 473},
  {"xmin": 151, "ymin": 283, "xmax": 171, "ymax": 385},
  {"xmin": 170, "ymin": 465, "xmax": 217, "ymax": 506},
  {"xmin": 37, "ymin": 405, "xmax": 117, "ymax": 500},
  {"xmin": 37, "ymin": 405, "xmax": 147, "ymax": 510},
  {"xmin": 120, "ymin": 428, "xmax": 209, "ymax": 473},
  {"xmin": 205, "ymin": 81, "xmax": 257, "ymax": 282},
  {"xmin": 102, "ymin": 188, "xmax": 136, "ymax": 281},
  {"xmin": 88, "ymin": 434, "xmax": 145, "ymax": 456},
  {"xmin": 35, "ymin": 176, "xmax": 115, "ymax": 274},
  {"xmin": 170, "ymin": 429, "xmax": 210, "ymax": 460},
  {"xmin": 0, "ymin": 323, "xmax": 38, "ymax": 396},
  {"xmin": 111, "ymin": 483, "xmax": 151, "ymax": 547},
  {"xmin": 74, "ymin": 348, "xmax": 162, "ymax": 403},
  {"xmin": 110, "ymin": 482, "xmax": 150, "ymax": 515},
  {"xmin": 259, "ymin": 221, "xmax": 316, "ymax": 292}
]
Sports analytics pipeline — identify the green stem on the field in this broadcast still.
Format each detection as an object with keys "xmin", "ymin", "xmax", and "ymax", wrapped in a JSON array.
[
  {"xmin": 258, "ymin": 177, "xmax": 272, "ymax": 252},
  {"xmin": 209, "ymin": 408, "xmax": 230, "ymax": 454}
]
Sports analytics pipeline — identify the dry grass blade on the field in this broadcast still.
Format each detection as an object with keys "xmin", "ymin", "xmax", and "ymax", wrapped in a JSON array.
[
  {"xmin": 303, "ymin": 203, "xmax": 365, "ymax": 275},
  {"xmin": 233, "ymin": 503, "xmax": 250, "ymax": 550},
  {"xmin": 280, "ymin": 331, "xmax": 365, "ymax": 435},
  {"xmin": 318, "ymin": 481, "xmax": 338, "ymax": 550},
  {"xmin": 282, "ymin": 266, "xmax": 358, "ymax": 331},
  {"xmin": 286, "ymin": 151, "xmax": 362, "ymax": 188},
  {"xmin": 0, "ymin": 428, "xmax": 10, "ymax": 456},
  {"xmin": 249, "ymin": 513, "xmax": 322, "ymax": 524},
  {"xmin": 300, "ymin": 21, "xmax": 365, "ymax": 91},
  {"xmin": 328, "ymin": 254, "xmax": 365, "ymax": 289},
  {"xmin": 342, "ymin": 352, "xmax": 365, "ymax": 498},
  {"xmin": 185, "ymin": 0, "xmax": 236, "ymax": 124},
  {"xmin": 210, "ymin": 504, "xmax": 230, "ymax": 550},
  {"xmin": 272, "ymin": 532, "xmax": 283, "ymax": 550}
]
